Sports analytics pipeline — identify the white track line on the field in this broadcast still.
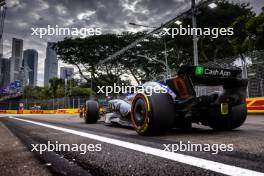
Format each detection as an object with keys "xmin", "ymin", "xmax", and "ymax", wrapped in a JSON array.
[{"xmin": 9, "ymin": 116, "xmax": 264, "ymax": 176}]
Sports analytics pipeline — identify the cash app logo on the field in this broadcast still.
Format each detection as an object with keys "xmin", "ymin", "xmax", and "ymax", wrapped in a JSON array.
[{"xmin": 195, "ymin": 66, "xmax": 204, "ymax": 76}]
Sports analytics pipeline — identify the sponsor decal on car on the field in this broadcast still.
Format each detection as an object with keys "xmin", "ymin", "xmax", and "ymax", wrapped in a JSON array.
[{"xmin": 195, "ymin": 66, "xmax": 231, "ymax": 77}]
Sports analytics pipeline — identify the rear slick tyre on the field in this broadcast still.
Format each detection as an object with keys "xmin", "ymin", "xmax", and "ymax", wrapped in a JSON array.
[
  {"xmin": 131, "ymin": 93, "xmax": 175, "ymax": 135},
  {"xmin": 210, "ymin": 104, "xmax": 247, "ymax": 130}
]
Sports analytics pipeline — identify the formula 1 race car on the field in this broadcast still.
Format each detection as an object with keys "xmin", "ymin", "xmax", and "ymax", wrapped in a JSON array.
[{"xmin": 80, "ymin": 65, "xmax": 248, "ymax": 135}]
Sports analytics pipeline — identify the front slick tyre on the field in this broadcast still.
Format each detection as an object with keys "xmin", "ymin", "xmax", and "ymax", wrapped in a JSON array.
[
  {"xmin": 131, "ymin": 93, "xmax": 175, "ymax": 135},
  {"xmin": 84, "ymin": 100, "xmax": 100, "ymax": 124}
]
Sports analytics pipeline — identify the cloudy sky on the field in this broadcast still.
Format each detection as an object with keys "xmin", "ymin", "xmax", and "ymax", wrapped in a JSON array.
[{"xmin": 3, "ymin": 0, "xmax": 264, "ymax": 86}]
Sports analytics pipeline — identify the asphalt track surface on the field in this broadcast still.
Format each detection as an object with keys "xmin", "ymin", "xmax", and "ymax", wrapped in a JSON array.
[{"xmin": 0, "ymin": 114, "xmax": 264, "ymax": 176}]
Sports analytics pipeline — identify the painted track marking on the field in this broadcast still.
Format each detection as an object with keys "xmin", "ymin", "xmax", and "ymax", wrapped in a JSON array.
[{"xmin": 8, "ymin": 116, "xmax": 264, "ymax": 176}]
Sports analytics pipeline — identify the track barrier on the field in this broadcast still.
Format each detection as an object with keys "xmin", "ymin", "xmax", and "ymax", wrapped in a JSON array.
[
  {"xmin": 0, "ymin": 98, "xmax": 263, "ymax": 114},
  {"xmin": 0, "ymin": 109, "xmax": 80, "ymax": 114},
  {"xmin": 246, "ymin": 97, "xmax": 264, "ymax": 113}
]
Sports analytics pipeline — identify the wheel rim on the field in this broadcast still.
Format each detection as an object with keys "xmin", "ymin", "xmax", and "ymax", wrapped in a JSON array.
[{"xmin": 133, "ymin": 98, "xmax": 147, "ymax": 127}]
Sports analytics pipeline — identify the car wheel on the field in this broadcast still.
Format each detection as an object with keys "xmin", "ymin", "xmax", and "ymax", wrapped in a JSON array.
[
  {"xmin": 84, "ymin": 100, "xmax": 100, "ymax": 124},
  {"xmin": 210, "ymin": 103, "xmax": 247, "ymax": 130},
  {"xmin": 131, "ymin": 93, "xmax": 175, "ymax": 135}
]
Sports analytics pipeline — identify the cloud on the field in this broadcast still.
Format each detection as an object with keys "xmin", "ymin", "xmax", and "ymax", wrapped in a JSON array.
[{"xmin": 3, "ymin": 0, "xmax": 263, "ymax": 86}]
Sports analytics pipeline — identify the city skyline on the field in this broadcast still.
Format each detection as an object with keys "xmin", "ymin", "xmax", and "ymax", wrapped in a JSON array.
[
  {"xmin": 0, "ymin": 38, "xmax": 59, "ymax": 89},
  {"xmin": 1, "ymin": 38, "xmax": 56, "ymax": 88},
  {"xmin": 2, "ymin": 0, "xmax": 264, "ymax": 86}
]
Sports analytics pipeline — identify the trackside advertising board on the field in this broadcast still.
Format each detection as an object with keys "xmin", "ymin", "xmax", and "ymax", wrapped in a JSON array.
[{"xmin": 0, "ymin": 99, "xmax": 263, "ymax": 114}]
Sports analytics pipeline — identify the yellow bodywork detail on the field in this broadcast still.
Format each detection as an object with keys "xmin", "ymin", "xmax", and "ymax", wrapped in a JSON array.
[
  {"xmin": 99, "ymin": 107, "xmax": 107, "ymax": 113},
  {"xmin": 221, "ymin": 103, "xmax": 229, "ymax": 115}
]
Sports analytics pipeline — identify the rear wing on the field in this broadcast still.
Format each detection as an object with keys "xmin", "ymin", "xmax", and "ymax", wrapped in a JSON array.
[
  {"xmin": 178, "ymin": 66, "xmax": 241, "ymax": 77},
  {"xmin": 177, "ymin": 66, "xmax": 242, "ymax": 86},
  {"xmin": 166, "ymin": 65, "xmax": 247, "ymax": 99}
]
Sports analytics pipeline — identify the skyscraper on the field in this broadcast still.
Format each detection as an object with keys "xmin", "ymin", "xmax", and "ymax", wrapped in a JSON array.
[
  {"xmin": 60, "ymin": 67, "xmax": 74, "ymax": 79},
  {"xmin": 10, "ymin": 38, "xmax": 23, "ymax": 83},
  {"xmin": 0, "ymin": 57, "xmax": 10, "ymax": 87},
  {"xmin": 44, "ymin": 42, "xmax": 58, "ymax": 86},
  {"xmin": 23, "ymin": 49, "xmax": 38, "ymax": 86}
]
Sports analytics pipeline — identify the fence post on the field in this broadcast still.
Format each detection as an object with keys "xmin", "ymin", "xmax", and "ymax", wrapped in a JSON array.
[
  {"xmin": 73, "ymin": 97, "xmax": 75, "ymax": 109},
  {"xmin": 53, "ymin": 98, "xmax": 55, "ymax": 110},
  {"xmin": 261, "ymin": 79, "xmax": 264, "ymax": 97},
  {"xmin": 68, "ymin": 97, "xmax": 70, "ymax": 108}
]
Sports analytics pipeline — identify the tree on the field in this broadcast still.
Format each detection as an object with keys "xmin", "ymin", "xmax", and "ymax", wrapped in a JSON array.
[
  {"xmin": 54, "ymin": 32, "xmax": 167, "ymax": 85},
  {"xmin": 39, "ymin": 87, "xmax": 51, "ymax": 99},
  {"xmin": 245, "ymin": 10, "xmax": 264, "ymax": 50},
  {"xmin": 226, "ymin": 5, "xmax": 264, "ymax": 67},
  {"xmin": 49, "ymin": 78, "xmax": 64, "ymax": 98},
  {"xmin": 230, "ymin": 15, "xmax": 252, "ymax": 55},
  {"xmin": 163, "ymin": 0, "xmax": 254, "ymax": 63},
  {"xmin": 54, "ymin": 0, "xmax": 258, "ymax": 85},
  {"xmin": 54, "ymin": 34, "xmax": 128, "ymax": 84},
  {"xmin": 71, "ymin": 87, "xmax": 94, "ymax": 96},
  {"xmin": 23, "ymin": 85, "xmax": 50, "ymax": 100},
  {"xmin": 23, "ymin": 85, "xmax": 34, "ymax": 99}
]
